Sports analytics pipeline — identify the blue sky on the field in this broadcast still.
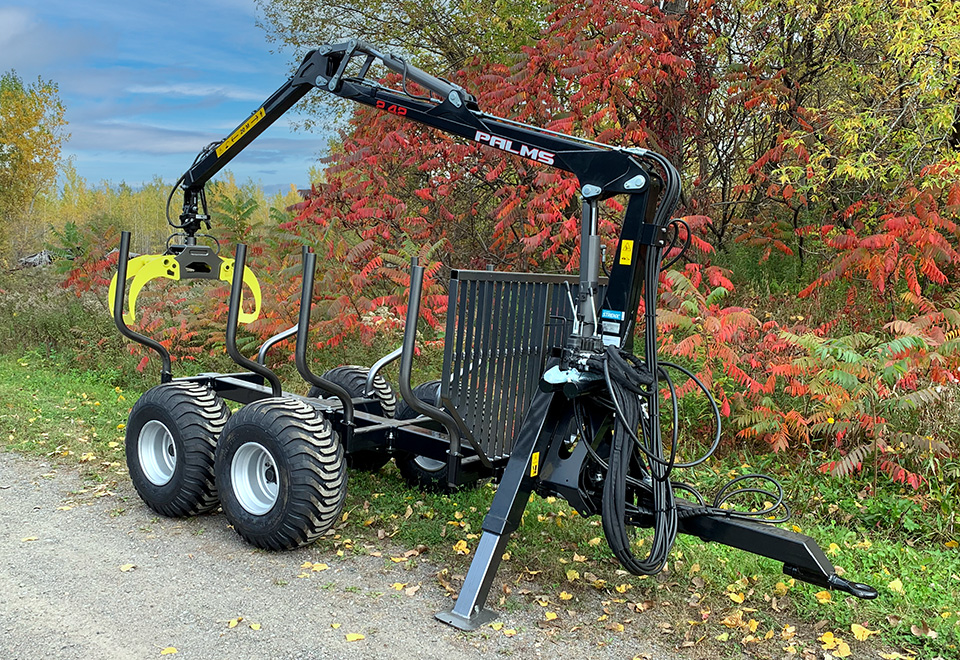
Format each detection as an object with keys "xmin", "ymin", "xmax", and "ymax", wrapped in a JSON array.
[{"xmin": 0, "ymin": 0, "xmax": 331, "ymax": 192}]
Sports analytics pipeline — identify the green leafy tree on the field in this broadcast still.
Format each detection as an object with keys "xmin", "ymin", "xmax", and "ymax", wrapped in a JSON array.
[
  {"xmin": 255, "ymin": 0, "xmax": 547, "ymax": 129},
  {"xmin": 0, "ymin": 70, "xmax": 68, "ymax": 264},
  {"xmin": 256, "ymin": 0, "xmax": 545, "ymax": 67},
  {"xmin": 206, "ymin": 174, "xmax": 268, "ymax": 244}
]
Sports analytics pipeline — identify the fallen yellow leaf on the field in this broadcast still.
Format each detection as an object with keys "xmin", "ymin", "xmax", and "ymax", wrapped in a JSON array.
[
  {"xmin": 728, "ymin": 592, "xmax": 745, "ymax": 604},
  {"xmin": 835, "ymin": 639, "xmax": 852, "ymax": 657},
  {"xmin": 814, "ymin": 590, "xmax": 832, "ymax": 604},
  {"xmin": 851, "ymin": 623, "xmax": 878, "ymax": 641},
  {"xmin": 945, "ymin": 540, "xmax": 958, "ymax": 549},
  {"xmin": 160, "ymin": 648, "xmax": 177, "ymax": 655},
  {"xmin": 720, "ymin": 610, "xmax": 744, "ymax": 628},
  {"xmin": 566, "ymin": 569, "xmax": 580, "ymax": 582},
  {"xmin": 311, "ymin": 563, "xmax": 329, "ymax": 571},
  {"xmin": 827, "ymin": 542, "xmax": 840, "ymax": 556},
  {"xmin": 391, "ymin": 582, "xmax": 407, "ymax": 591},
  {"xmin": 588, "ymin": 537, "xmax": 601, "ymax": 546},
  {"xmin": 21, "ymin": 537, "xmax": 38, "ymax": 542},
  {"xmin": 490, "ymin": 622, "xmax": 503, "ymax": 631},
  {"xmin": 331, "ymin": 623, "xmax": 341, "ymax": 629},
  {"xmin": 249, "ymin": 623, "xmax": 261, "ymax": 631},
  {"xmin": 119, "ymin": 564, "xmax": 136, "ymax": 572},
  {"xmin": 345, "ymin": 633, "xmax": 365, "ymax": 642},
  {"xmin": 545, "ymin": 611, "xmax": 558, "ymax": 621},
  {"xmin": 228, "ymin": 618, "xmax": 241, "ymax": 629},
  {"xmin": 503, "ymin": 628, "xmax": 517, "ymax": 637},
  {"xmin": 452, "ymin": 540, "xmax": 470, "ymax": 555},
  {"xmin": 819, "ymin": 631, "xmax": 837, "ymax": 650},
  {"xmin": 559, "ymin": 591, "xmax": 573, "ymax": 601},
  {"xmin": 887, "ymin": 578, "xmax": 904, "ymax": 594}
]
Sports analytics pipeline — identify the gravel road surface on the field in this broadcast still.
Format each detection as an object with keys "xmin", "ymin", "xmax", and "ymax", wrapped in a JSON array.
[{"xmin": 0, "ymin": 452, "xmax": 684, "ymax": 659}]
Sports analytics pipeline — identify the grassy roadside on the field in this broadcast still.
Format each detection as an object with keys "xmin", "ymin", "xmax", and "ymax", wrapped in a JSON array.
[
  {"xmin": 0, "ymin": 351, "xmax": 130, "ymax": 473},
  {"xmin": 1, "ymin": 351, "xmax": 957, "ymax": 658}
]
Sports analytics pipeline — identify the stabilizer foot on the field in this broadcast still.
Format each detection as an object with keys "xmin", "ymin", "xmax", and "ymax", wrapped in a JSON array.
[{"xmin": 435, "ymin": 606, "xmax": 498, "ymax": 631}]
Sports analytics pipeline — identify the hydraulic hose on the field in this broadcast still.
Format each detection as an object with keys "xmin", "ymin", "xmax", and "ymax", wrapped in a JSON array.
[{"xmin": 596, "ymin": 152, "xmax": 788, "ymax": 575}]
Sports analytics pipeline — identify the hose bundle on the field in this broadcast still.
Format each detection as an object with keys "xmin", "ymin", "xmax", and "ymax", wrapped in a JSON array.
[
  {"xmin": 592, "ymin": 151, "xmax": 788, "ymax": 576},
  {"xmin": 601, "ymin": 347, "xmax": 677, "ymax": 574},
  {"xmin": 595, "ymin": 344, "xmax": 791, "ymax": 575}
]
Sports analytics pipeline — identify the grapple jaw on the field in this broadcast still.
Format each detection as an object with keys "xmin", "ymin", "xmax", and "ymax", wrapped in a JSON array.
[{"xmin": 108, "ymin": 244, "xmax": 261, "ymax": 325}]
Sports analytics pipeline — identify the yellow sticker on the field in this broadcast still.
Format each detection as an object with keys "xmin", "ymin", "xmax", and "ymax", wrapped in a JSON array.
[
  {"xmin": 618, "ymin": 239, "xmax": 634, "ymax": 265},
  {"xmin": 530, "ymin": 452, "xmax": 540, "ymax": 477},
  {"xmin": 216, "ymin": 107, "xmax": 266, "ymax": 157}
]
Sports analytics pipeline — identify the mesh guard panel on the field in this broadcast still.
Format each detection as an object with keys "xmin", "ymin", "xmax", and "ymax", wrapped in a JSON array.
[{"xmin": 440, "ymin": 270, "xmax": 606, "ymax": 462}]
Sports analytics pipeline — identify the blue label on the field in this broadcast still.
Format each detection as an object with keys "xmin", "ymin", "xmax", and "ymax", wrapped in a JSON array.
[{"xmin": 600, "ymin": 309, "xmax": 626, "ymax": 321}]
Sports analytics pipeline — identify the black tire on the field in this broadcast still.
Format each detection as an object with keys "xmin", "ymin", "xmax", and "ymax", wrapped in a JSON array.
[
  {"xmin": 308, "ymin": 365, "xmax": 396, "ymax": 472},
  {"xmin": 215, "ymin": 397, "xmax": 346, "ymax": 550},
  {"xmin": 394, "ymin": 380, "xmax": 465, "ymax": 494},
  {"xmin": 125, "ymin": 382, "xmax": 229, "ymax": 517}
]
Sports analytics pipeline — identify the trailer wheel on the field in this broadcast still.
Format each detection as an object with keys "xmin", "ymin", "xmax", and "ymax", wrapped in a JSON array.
[
  {"xmin": 394, "ymin": 380, "xmax": 470, "ymax": 494},
  {"xmin": 125, "ymin": 382, "xmax": 228, "ymax": 517},
  {"xmin": 215, "ymin": 397, "xmax": 346, "ymax": 550},
  {"xmin": 308, "ymin": 365, "xmax": 396, "ymax": 472}
]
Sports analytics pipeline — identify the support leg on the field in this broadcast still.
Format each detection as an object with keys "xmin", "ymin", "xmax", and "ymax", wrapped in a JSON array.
[{"xmin": 436, "ymin": 387, "xmax": 565, "ymax": 630}]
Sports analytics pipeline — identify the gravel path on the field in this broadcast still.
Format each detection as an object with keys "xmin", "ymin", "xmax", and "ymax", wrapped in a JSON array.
[{"xmin": 0, "ymin": 452, "xmax": 685, "ymax": 659}]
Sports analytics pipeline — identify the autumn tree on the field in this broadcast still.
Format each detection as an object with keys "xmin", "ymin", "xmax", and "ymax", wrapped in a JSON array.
[
  {"xmin": 725, "ymin": 1, "xmax": 960, "ymax": 294},
  {"xmin": 280, "ymin": 0, "xmax": 721, "ymax": 349},
  {"xmin": 0, "ymin": 70, "xmax": 68, "ymax": 264}
]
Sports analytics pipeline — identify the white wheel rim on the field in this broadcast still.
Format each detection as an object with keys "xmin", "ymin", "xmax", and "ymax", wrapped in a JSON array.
[
  {"xmin": 139, "ymin": 420, "xmax": 177, "ymax": 486},
  {"xmin": 232, "ymin": 442, "xmax": 279, "ymax": 515},
  {"xmin": 414, "ymin": 456, "xmax": 446, "ymax": 472}
]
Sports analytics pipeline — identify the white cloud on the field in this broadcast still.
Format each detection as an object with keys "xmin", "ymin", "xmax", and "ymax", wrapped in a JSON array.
[
  {"xmin": 127, "ymin": 83, "xmax": 269, "ymax": 102},
  {"xmin": 68, "ymin": 118, "xmax": 326, "ymax": 157},
  {"xmin": 0, "ymin": 7, "xmax": 105, "ymax": 75},
  {"xmin": 0, "ymin": 8, "xmax": 32, "ymax": 46}
]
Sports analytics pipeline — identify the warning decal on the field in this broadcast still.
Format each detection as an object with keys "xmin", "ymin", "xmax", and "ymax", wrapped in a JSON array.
[{"xmin": 216, "ymin": 107, "xmax": 266, "ymax": 158}]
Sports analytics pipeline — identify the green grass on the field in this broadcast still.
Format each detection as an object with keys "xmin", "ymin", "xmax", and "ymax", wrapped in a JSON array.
[
  {"xmin": 326, "ymin": 466, "xmax": 959, "ymax": 658},
  {"xmin": 2, "ymin": 350, "xmax": 958, "ymax": 658},
  {"xmin": 0, "ymin": 350, "xmax": 131, "ymax": 472}
]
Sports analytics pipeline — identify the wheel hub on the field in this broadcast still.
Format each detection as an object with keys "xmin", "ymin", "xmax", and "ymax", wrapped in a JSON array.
[
  {"xmin": 139, "ymin": 420, "xmax": 177, "ymax": 486},
  {"xmin": 232, "ymin": 442, "xmax": 280, "ymax": 515}
]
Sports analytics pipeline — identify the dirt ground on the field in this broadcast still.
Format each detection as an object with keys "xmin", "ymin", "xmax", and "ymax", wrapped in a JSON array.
[{"xmin": 0, "ymin": 451, "xmax": 689, "ymax": 660}]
